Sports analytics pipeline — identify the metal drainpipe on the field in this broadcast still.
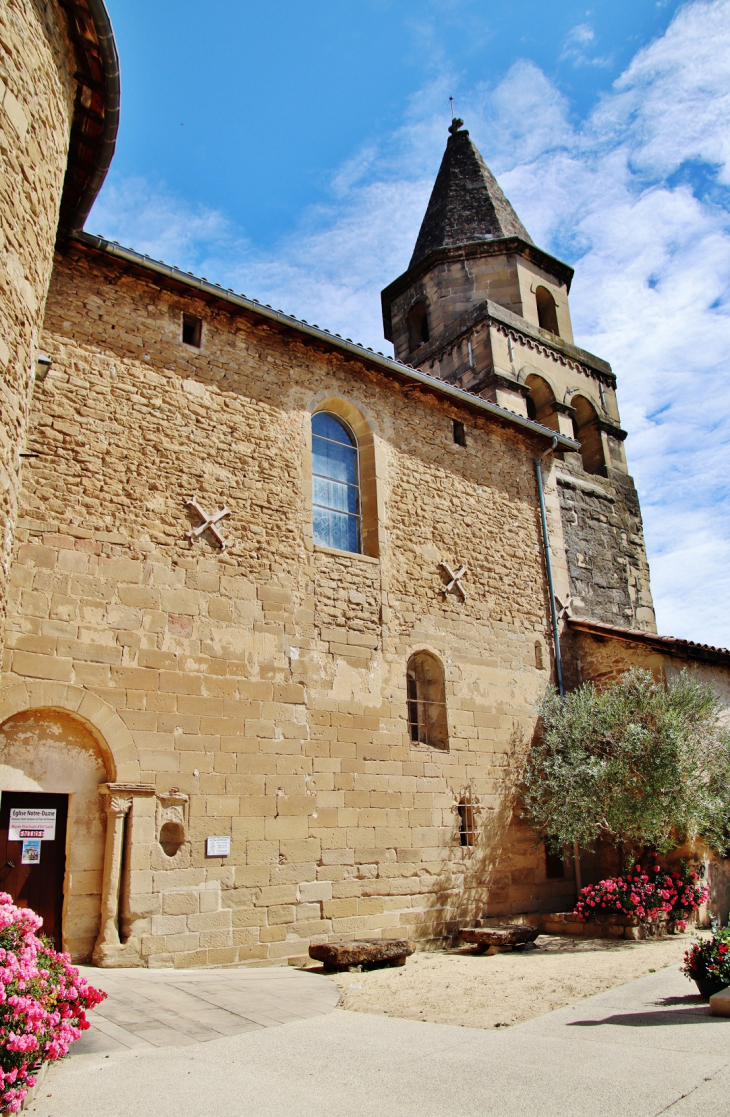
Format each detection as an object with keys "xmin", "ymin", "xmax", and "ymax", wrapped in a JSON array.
[
  {"xmin": 534, "ymin": 439, "xmax": 582, "ymax": 891},
  {"xmin": 534, "ymin": 437, "xmax": 564, "ymax": 698}
]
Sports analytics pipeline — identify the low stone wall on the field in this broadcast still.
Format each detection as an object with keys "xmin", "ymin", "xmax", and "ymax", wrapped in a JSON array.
[{"xmin": 533, "ymin": 911, "xmax": 692, "ymax": 941}]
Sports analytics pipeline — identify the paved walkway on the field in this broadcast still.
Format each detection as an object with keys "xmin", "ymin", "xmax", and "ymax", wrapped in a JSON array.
[
  {"xmin": 30, "ymin": 965, "xmax": 730, "ymax": 1116},
  {"xmin": 69, "ymin": 965, "xmax": 340, "ymax": 1054}
]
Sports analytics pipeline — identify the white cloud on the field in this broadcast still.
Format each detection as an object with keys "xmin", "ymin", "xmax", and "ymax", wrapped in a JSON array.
[
  {"xmin": 89, "ymin": 0, "xmax": 730, "ymax": 646},
  {"xmin": 560, "ymin": 21, "xmax": 611, "ymax": 67},
  {"xmin": 90, "ymin": 176, "xmax": 237, "ymax": 269}
]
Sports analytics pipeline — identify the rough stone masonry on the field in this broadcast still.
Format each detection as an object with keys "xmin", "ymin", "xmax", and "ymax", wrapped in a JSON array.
[{"xmin": 1, "ymin": 5, "xmax": 728, "ymax": 968}]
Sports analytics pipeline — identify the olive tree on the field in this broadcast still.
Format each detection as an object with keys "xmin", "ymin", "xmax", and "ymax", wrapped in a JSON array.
[{"xmin": 522, "ymin": 669, "xmax": 730, "ymax": 856}]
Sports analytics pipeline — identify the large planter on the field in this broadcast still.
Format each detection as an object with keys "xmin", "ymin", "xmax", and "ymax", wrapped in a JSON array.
[{"xmin": 693, "ymin": 976, "xmax": 728, "ymax": 1001}]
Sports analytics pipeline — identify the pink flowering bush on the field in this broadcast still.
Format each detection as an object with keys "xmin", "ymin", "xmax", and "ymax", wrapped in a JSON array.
[
  {"xmin": 0, "ymin": 893, "xmax": 106, "ymax": 1113},
  {"xmin": 573, "ymin": 861, "xmax": 708, "ymax": 924}
]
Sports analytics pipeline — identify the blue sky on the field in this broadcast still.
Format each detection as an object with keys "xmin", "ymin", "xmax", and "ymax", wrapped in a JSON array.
[
  {"xmin": 104, "ymin": 0, "xmax": 688, "ymax": 248},
  {"xmin": 92, "ymin": 0, "xmax": 730, "ymax": 647}
]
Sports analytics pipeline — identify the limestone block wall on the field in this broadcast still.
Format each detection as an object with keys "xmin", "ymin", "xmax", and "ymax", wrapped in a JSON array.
[
  {"xmin": 388, "ymin": 253, "xmax": 522, "ymax": 362},
  {"xmin": 2, "ymin": 243, "xmax": 576, "ymax": 965},
  {"xmin": 0, "ymin": 0, "xmax": 76, "ymax": 629},
  {"xmin": 557, "ymin": 466, "xmax": 656, "ymax": 632},
  {"xmin": 387, "ymin": 250, "xmax": 573, "ymax": 365}
]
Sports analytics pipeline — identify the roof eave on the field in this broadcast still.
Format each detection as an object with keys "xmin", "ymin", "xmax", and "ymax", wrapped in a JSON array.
[
  {"xmin": 70, "ymin": 231, "xmax": 580, "ymax": 453},
  {"xmin": 56, "ymin": 0, "xmax": 120, "ymax": 241}
]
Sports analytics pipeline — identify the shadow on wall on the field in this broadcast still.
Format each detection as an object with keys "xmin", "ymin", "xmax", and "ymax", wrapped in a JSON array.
[{"xmin": 415, "ymin": 726, "xmax": 531, "ymax": 941}]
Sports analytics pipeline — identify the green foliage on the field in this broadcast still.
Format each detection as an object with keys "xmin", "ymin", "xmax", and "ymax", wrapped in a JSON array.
[{"xmin": 522, "ymin": 669, "xmax": 730, "ymax": 855}]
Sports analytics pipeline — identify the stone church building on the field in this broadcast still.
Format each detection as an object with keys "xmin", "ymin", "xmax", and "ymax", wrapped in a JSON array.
[{"xmin": 1, "ymin": 1, "xmax": 728, "ymax": 967}]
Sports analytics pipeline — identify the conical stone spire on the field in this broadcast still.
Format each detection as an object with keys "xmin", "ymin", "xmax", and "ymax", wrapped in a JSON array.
[{"xmin": 409, "ymin": 121, "xmax": 533, "ymax": 269}]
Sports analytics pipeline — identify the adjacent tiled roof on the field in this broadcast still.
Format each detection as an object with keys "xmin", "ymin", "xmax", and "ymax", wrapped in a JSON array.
[
  {"xmin": 410, "ymin": 126, "xmax": 533, "ymax": 269},
  {"xmin": 568, "ymin": 618, "xmax": 730, "ymax": 667}
]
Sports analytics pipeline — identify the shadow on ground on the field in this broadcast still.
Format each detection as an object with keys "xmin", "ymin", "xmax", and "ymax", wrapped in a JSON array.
[{"xmin": 567, "ymin": 993, "xmax": 719, "ymax": 1028}]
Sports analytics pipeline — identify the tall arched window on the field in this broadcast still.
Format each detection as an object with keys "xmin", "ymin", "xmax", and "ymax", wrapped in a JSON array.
[
  {"xmin": 311, "ymin": 412, "xmax": 361, "ymax": 553},
  {"xmin": 406, "ymin": 652, "xmax": 448, "ymax": 750},
  {"xmin": 571, "ymin": 395, "xmax": 606, "ymax": 476},
  {"xmin": 535, "ymin": 286, "xmax": 560, "ymax": 336},
  {"xmin": 407, "ymin": 301, "xmax": 430, "ymax": 352}
]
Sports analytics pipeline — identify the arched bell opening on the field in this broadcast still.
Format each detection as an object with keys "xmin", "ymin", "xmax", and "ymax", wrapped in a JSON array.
[
  {"xmin": 406, "ymin": 301, "xmax": 430, "ymax": 352},
  {"xmin": 571, "ymin": 395, "xmax": 606, "ymax": 475},
  {"xmin": 525, "ymin": 374, "xmax": 560, "ymax": 431},
  {"xmin": 535, "ymin": 286, "xmax": 560, "ymax": 336}
]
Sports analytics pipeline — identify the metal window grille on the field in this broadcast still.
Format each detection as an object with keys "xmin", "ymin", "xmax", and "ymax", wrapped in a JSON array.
[
  {"xmin": 407, "ymin": 677, "xmax": 448, "ymax": 749},
  {"xmin": 457, "ymin": 785, "xmax": 479, "ymax": 847}
]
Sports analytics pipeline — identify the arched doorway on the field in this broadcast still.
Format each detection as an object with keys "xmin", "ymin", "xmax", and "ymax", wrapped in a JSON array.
[{"xmin": 0, "ymin": 709, "xmax": 110, "ymax": 958}]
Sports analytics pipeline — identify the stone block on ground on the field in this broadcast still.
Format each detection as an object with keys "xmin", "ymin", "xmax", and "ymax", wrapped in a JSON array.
[
  {"xmin": 309, "ymin": 938, "xmax": 415, "ymax": 972},
  {"xmin": 460, "ymin": 925, "xmax": 540, "ymax": 954},
  {"xmin": 709, "ymin": 987, "xmax": 730, "ymax": 1017}
]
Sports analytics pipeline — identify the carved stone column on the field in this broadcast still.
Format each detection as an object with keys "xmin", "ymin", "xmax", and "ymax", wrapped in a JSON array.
[{"xmin": 92, "ymin": 795, "xmax": 131, "ymax": 965}]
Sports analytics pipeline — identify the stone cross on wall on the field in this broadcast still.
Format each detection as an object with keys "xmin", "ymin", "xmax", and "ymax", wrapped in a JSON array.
[
  {"xmin": 439, "ymin": 561, "xmax": 467, "ymax": 601},
  {"xmin": 185, "ymin": 497, "xmax": 231, "ymax": 550}
]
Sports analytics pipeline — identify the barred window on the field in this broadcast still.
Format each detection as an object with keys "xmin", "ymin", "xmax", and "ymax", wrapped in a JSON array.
[
  {"xmin": 407, "ymin": 651, "xmax": 448, "ymax": 750},
  {"xmin": 311, "ymin": 412, "xmax": 361, "ymax": 554}
]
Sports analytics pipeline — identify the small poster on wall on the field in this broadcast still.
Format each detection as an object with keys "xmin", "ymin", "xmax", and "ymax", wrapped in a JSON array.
[{"xmin": 21, "ymin": 839, "xmax": 41, "ymax": 865}]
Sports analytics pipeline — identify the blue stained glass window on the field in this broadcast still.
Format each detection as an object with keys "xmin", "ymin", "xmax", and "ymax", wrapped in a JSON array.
[{"xmin": 311, "ymin": 412, "xmax": 361, "ymax": 553}]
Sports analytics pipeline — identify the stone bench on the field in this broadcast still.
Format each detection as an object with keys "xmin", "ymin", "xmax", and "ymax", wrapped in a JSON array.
[
  {"xmin": 309, "ymin": 939, "xmax": 415, "ymax": 972},
  {"xmin": 459, "ymin": 925, "xmax": 540, "ymax": 954}
]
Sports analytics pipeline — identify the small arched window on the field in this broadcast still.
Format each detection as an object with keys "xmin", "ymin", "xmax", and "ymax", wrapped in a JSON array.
[
  {"xmin": 407, "ymin": 301, "xmax": 430, "ymax": 352},
  {"xmin": 536, "ymin": 286, "xmax": 560, "ymax": 336},
  {"xmin": 571, "ymin": 395, "xmax": 605, "ymax": 476},
  {"xmin": 406, "ymin": 652, "xmax": 448, "ymax": 750},
  {"xmin": 312, "ymin": 412, "xmax": 361, "ymax": 553}
]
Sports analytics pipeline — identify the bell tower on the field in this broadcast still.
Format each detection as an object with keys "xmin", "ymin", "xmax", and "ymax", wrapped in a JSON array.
[{"xmin": 382, "ymin": 120, "xmax": 657, "ymax": 633}]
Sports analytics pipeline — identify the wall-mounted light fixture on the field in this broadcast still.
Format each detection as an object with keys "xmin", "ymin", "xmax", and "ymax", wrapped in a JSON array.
[{"xmin": 35, "ymin": 353, "xmax": 52, "ymax": 382}]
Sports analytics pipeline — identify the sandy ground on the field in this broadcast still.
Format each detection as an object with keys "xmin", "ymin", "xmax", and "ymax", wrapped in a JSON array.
[{"xmin": 326, "ymin": 934, "xmax": 698, "ymax": 1029}]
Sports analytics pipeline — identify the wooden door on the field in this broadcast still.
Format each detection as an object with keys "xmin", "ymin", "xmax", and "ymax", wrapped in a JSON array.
[{"xmin": 0, "ymin": 792, "xmax": 68, "ymax": 950}]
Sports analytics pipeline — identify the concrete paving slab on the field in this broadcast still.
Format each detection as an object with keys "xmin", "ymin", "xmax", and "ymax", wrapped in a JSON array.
[
  {"xmin": 68, "ymin": 963, "xmax": 341, "ymax": 1055},
  {"xmin": 29, "ymin": 964, "xmax": 730, "ymax": 1117}
]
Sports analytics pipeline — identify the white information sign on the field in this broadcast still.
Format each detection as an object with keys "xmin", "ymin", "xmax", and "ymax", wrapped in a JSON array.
[
  {"xmin": 9, "ymin": 809, "xmax": 56, "ymax": 842},
  {"xmin": 206, "ymin": 835, "xmax": 230, "ymax": 857}
]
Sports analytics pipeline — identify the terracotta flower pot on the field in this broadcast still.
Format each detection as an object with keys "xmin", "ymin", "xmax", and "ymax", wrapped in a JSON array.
[{"xmin": 693, "ymin": 976, "xmax": 727, "ymax": 1001}]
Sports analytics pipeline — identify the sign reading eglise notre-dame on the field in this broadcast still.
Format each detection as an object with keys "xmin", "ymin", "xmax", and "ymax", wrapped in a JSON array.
[{"xmin": 9, "ymin": 809, "xmax": 56, "ymax": 842}]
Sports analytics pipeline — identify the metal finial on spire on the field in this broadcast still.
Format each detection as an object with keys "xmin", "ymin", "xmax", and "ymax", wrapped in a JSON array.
[{"xmin": 448, "ymin": 97, "xmax": 463, "ymax": 135}]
